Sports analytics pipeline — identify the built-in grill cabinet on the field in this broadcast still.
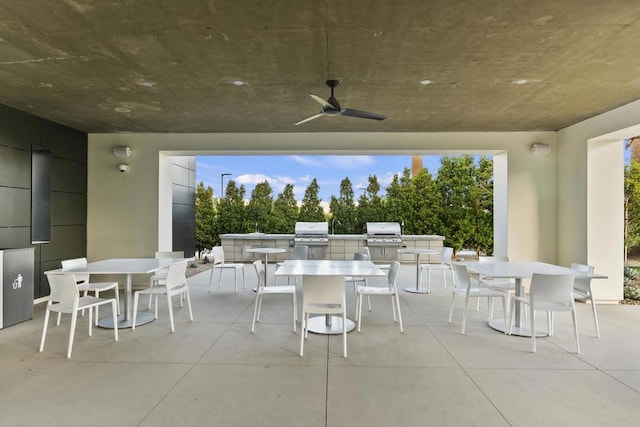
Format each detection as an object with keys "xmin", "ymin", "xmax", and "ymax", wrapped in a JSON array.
[
  {"xmin": 366, "ymin": 222, "xmax": 402, "ymax": 261},
  {"xmin": 294, "ymin": 222, "xmax": 329, "ymax": 260}
]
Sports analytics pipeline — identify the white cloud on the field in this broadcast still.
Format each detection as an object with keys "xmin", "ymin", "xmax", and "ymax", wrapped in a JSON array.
[
  {"xmin": 326, "ymin": 155, "xmax": 375, "ymax": 169},
  {"xmin": 289, "ymin": 155, "xmax": 324, "ymax": 167},
  {"xmin": 236, "ymin": 174, "xmax": 273, "ymax": 185}
]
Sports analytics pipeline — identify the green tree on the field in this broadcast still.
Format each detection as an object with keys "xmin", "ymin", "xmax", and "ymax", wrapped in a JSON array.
[
  {"xmin": 436, "ymin": 155, "xmax": 477, "ymax": 253},
  {"xmin": 625, "ymin": 159, "xmax": 640, "ymax": 261},
  {"xmin": 269, "ymin": 183, "xmax": 298, "ymax": 233},
  {"xmin": 195, "ymin": 182, "xmax": 216, "ymax": 256},
  {"xmin": 298, "ymin": 178, "xmax": 325, "ymax": 222},
  {"xmin": 412, "ymin": 168, "xmax": 441, "ymax": 235},
  {"xmin": 244, "ymin": 181, "xmax": 273, "ymax": 232},
  {"xmin": 218, "ymin": 180, "xmax": 246, "ymax": 234},
  {"xmin": 329, "ymin": 177, "xmax": 358, "ymax": 234},
  {"xmin": 385, "ymin": 168, "xmax": 414, "ymax": 234},
  {"xmin": 472, "ymin": 156, "xmax": 494, "ymax": 256},
  {"xmin": 356, "ymin": 175, "xmax": 384, "ymax": 232}
]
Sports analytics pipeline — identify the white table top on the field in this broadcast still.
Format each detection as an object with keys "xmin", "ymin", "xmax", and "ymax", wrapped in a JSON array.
[
  {"xmin": 398, "ymin": 248, "xmax": 439, "ymax": 255},
  {"xmin": 274, "ymin": 260, "xmax": 385, "ymax": 277},
  {"xmin": 46, "ymin": 258, "xmax": 189, "ymax": 275},
  {"xmin": 245, "ymin": 247, "xmax": 286, "ymax": 254},
  {"xmin": 463, "ymin": 261, "xmax": 607, "ymax": 279}
]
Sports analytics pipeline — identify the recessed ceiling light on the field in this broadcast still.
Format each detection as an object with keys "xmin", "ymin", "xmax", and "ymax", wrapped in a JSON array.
[
  {"xmin": 233, "ymin": 80, "xmax": 247, "ymax": 86},
  {"xmin": 513, "ymin": 79, "xmax": 528, "ymax": 85},
  {"xmin": 420, "ymin": 80, "xmax": 432, "ymax": 86},
  {"xmin": 137, "ymin": 81, "xmax": 155, "ymax": 87}
]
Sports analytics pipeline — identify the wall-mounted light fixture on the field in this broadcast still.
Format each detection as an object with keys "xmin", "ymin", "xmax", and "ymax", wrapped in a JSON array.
[
  {"xmin": 531, "ymin": 143, "xmax": 551, "ymax": 155},
  {"xmin": 118, "ymin": 164, "xmax": 130, "ymax": 173},
  {"xmin": 113, "ymin": 146, "xmax": 132, "ymax": 157}
]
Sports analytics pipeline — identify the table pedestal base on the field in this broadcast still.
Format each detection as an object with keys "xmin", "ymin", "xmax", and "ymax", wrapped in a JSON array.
[
  {"xmin": 306, "ymin": 315, "xmax": 355, "ymax": 334},
  {"xmin": 488, "ymin": 319, "xmax": 548, "ymax": 337},
  {"xmin": 98, "ymin": 312, "xmax": 155, "ymax": 329},
  {"xmin": 404, "ymin": 287, "xmax": 430, "ymax": 294}
]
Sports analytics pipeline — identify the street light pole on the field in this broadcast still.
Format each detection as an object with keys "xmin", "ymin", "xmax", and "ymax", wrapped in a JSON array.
[{"xmin": 220, "ymin": 173, "xmax": 231, "ymax": 198}]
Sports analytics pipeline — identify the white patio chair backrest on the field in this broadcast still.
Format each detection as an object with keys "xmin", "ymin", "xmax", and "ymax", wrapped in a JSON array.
[
  {"xmin": 529, "ymin": 273, "xmax": 575, "ymax": 306},
  {"xmin": 165, "ymin": 261, "xmax": 189, "ymax": 292},
  {"xmin": 441, "ymin": 247, "xmax": 454, "ymax": 264},
  {"xmin": 61, "ymin": 257, "xmax": 90, "ymax": 285},
  {"xmin": 253, "ymin": 260, "xmax": 265, "ymax": 288},
  {"xmin": 212, "ymin": 246, "xmax": 225, "ymax": 266},
  {"xmin": 47, "ymin": 273, "xmax": 80, "ymax": 312},
  {"xmin": 570, "ymin": 262, "xmax": 594, "ymax": 294},
  {"xmin": 387, "ymin": 261, "xmax": 400, "ymax": 291}
]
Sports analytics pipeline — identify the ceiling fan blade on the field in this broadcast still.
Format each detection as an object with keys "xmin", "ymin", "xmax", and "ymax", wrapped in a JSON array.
[
  {"xmin": 340, "ymin": 108, "xmax": 386, "ymax": 121},
  {"xmin": 310, "ymin": 94, "xmax": 333, "ymax": 109},
  {"xmin": 294, "ymin": 113, "xmax": 325, "ymax": 126}
]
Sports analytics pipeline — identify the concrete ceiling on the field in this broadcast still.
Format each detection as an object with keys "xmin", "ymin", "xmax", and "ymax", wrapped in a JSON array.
[{"xmin": 1, "ymin": 0, "xmax": 640, "ymax": 133}]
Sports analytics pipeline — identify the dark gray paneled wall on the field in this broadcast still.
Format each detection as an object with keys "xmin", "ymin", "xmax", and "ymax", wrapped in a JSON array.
[
  {"xmin": 172, "ymin": 156, "xmax": 196, "ymax": 257},
  {"xmin": 0, "ymin": 104, "xmax": 87, "ymax": 298}
]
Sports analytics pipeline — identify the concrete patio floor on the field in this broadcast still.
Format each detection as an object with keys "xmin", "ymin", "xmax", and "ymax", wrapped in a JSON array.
[{"xmin": 2, "ymin": 263, "xmax": 640, "ymax": 426}]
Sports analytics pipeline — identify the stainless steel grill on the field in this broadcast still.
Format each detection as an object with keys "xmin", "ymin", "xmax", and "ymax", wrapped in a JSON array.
[
  {"xmin": 294, "ymin": 222, "xmax": 329, "ymax": 260},
  {"xmin": 366, "ymin": 222, "xmax": 402, "ymax": 247},
  {"xmin": 294, "ymin": 222, "xmax": 329, "ymax": 246}
]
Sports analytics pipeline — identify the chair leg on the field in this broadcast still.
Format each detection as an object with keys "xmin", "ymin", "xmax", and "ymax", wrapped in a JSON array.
[
  {"xmin": 590, "ymin": 297, "xmax": 600, "ymax": 337},
  {"xmin": 111, "ymin": 300, "xmax": 119, "ymax": 342},
  {"xmin": 241, "ymin": 267, "xmax": 246, "ymax": 289},
  {"xmin": 342, "ymin": 311, "xmax": 347, "ymax": 358},
  {"xmin": 251, "ymin": 292, "xmax": 260, "ymax": 333},
  {"xmin": 501, "ymin": 296, "xmax": 507, "ymax": 334},
  {"xmin": 530, "ymin": 306, "xmax": 536, "ymax": 353},
  {"xmin": 427, "ymin": 270, "xmax": 432, "ymax": 293},
  {"xmin": 572, "ymin": 307, "xmax": 580, "ymax": 354},
  {"xmin": 508, "ymin": 299, "xmax": 515, "ymax": 335},
  {"xmin": 56, "ymin": 312, "xmax": 62, "ymax": 326},
  {"xmin": 94, "ymin": 290, "xmax": 100, "ymax": 326},
  {"xmin": 234, "ymin": 268, "xmax": 238, "ymax": 294},
  {"xmin": 395, "ymin": 294, "xmax": 404, "ymax": 333},
  {"xmin": 292, "ymin": 293, "xmax": 297, "ymax": 333},
  {"xmin": 461, "ymin": 294, "xmax": 471, "ymax": 334},
  {"xmin": 132, "ymin": 292, "xmax": 139, "ymax": 330},
  {"xmin": 442, "ymin": 270, "xmax": 447, "ymax": 288},
  {"xmin": 114, "ymin": 286, "xmax": 121, "ymax": 315},
  {"xmin": 167, "ymin": 292, "xmax": 175, "ymax": 332},
  {"xmin": 299, "ymin": 312, "xmax": 307, "ymax": 356},
  {"xmin": 208, "ymin": 268, "xmax": 215, "ymax": 292},
  {"xmin": 390, "ymin": 294, "xmax": 397, "ymax": 322},
  {"xmin": 67, "ymin": 311, "xmax": 78, "ymax": 359},
  {"xmin": 448, "ymin": 292, "xmax": 456, "ymax": 323},
  {"xmin": 39, "ymin": 305, "xmax": 51, "ymax": 352},
  {"xmin": 185, "ymin": 287, "xmax": 193, "ymax": 322},
  {"xmin": 356, "ymin": 293, "xmax": 363, "ymax": 332}
]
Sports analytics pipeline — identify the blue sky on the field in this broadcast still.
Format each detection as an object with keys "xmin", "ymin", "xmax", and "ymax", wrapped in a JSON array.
[{"xmin": 196, "ymin": 155, "xmax": 443, "ymax": 203}]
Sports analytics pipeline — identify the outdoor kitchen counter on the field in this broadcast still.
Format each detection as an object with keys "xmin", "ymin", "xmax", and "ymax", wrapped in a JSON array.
[{"xmin": 220, "ymin": 233, "xmax": 444, "ymax": 263}]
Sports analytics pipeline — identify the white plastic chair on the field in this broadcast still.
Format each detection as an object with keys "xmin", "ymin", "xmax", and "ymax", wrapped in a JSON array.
[
  {"xmin": 207, "ymin": 246, "xmax": 245, "ymax": 293},
  {"xmin": 478, "ymin": 255, "xmax": 514, "ymax": 311},
  {"xmin": 363, "ymin": 247, "xmax": 391, "ymax": 272},
  {"xmin": 276, "ymin": 245, "xmax": 308, "ymax": 285},
  {"xmin": 571, "ymin": 262, "xmax": 600, "ymax": 337},
  {"xmin": 508, "ymin": 273, "xmax": 579, "ymax": 353},
  {"xmin": 300, "ymin": 275, "xmax": 347, "ymax": 357},
  {"xmin": 132, "ymin": 260, "xmax": 193, "ymax": 332},
  {"xmin": 419, "ymin": 247, "xmax": 454, "ymax": 292},
  {"xmin": 356, "ymin": 261, "xmax": 403, "ymax": 332},
  {"xmin": 251, "ymin": 260, "xmax": 297, "ymax": 332},
  {"xmin": 40, "ymin": 272, "xmax": 119, "ymax": 359},
  {"xmin": 345, "ymin": 252, "xmax": 371, "ymax": 310},
  {"xmin": 61, "ymin": 257, "xmax": 120, "ymax": 325},
  {"xmin": 448, "ymin": 263, "xmax": 508, "ymax": 334},
  {"xmin": 148, "ymin": 251, "xmax": 184, "ymax": 308}
]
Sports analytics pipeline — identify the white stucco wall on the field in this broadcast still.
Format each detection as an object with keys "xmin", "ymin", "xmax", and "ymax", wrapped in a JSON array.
[
  {"xmin": 88, "ymin": 132, "xmax": 556, "ymax": 266},
  {"xmin": 558, "ymin": 99, "xmax": 640, "ymax": 302}
]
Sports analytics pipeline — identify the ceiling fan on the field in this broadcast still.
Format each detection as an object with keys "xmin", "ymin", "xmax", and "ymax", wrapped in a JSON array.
[{"xmin": 295, "ymin": 79, "xmax": 387, "ymax": 125}]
